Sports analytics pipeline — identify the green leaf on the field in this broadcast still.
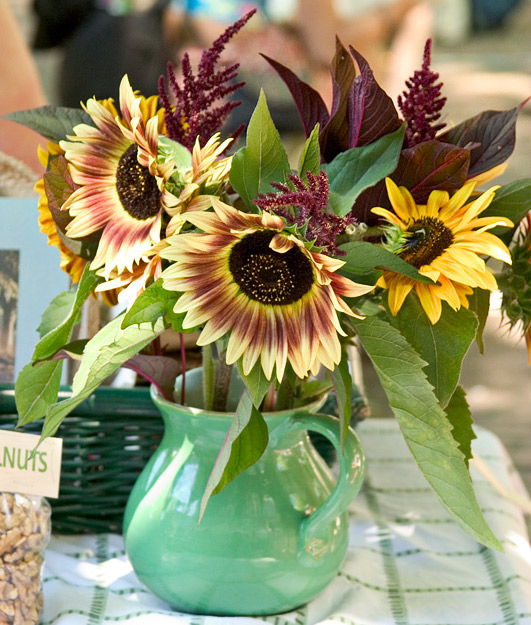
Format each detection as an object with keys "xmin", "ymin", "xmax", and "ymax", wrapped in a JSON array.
[
  {"xmin": 298, "ymin": 123, "xmax": 321, "ymax": 179},
  {"xmin": 468, "ymin": 288, "xmax": 491, "ymax": 354},
  {"xmin": 15, "ymin": 361, "xmax": 63, "ymax": 426},
  {"xmin": 323, "ymin": 124, "xmax": 405, "ymax": 216},
  {"xmin": 199, "ymin": 390, "xmax": 268, "ymax": 520},
  {"xmin": 481, "ymin": 179, "xmax": 531, "ymax": 245},
  {"xmin": 445, "ymin": 385, "xmax": 476, "ymax": 467},
  {"xmin": 121, "ymin": 278, "xmax": 187, "ymax": 331},
  {"xmin": 37, "ymin": 289, "xmax": 76, "ymax": 338},
  {"xmin": 40, "ymin": 316, "xmax": 165, "ymax": 438},
  {"xmin": 158, "ymin": 135, "xmax": 193, "ymax": 169},
  {"xmin": 391, "ymin": 295, "xmax": 478, "ymax": 408},
  {"xmin": 3, "ymin": 105, "xmax": 92, "ymax": 142},
  {"xmin": 229, "ymin": 90, "xmax": 291, "ymax": 209},
  {"xmin": 329, "ymin": 357, "xmax": 352, "ymax": 448},
  {"xmin": 352, "ymin": 315, "xmax": 501, "ymax": 551},
  {"xmin": 237, "ymin": 360, "xmax": 271, "ymax": 408},
  {"xmin": 32, "ymin": 266, "xmax": 102, "ymax": 362},
  {"xmin": 339, "ymin": 241, "xmax": 432, "ymax": 284}
]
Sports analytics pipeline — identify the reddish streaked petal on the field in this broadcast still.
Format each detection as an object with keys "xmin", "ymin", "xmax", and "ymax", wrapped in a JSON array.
[
  {"xmin": 269, "ymin": 234, "xmax": 294, "ymax": 254},
  {"xmin": 260, "ymin": 306, "xmax": 277, "ymax": 380},
  {"xmin": 226, "ymin": 301, "xmax": 261, "ymax": 365}
]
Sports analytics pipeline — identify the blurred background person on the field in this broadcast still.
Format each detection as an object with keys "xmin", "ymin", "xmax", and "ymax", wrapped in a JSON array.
[{"xmin": 0, "ymin": 0, "xmax": 46, "ymax": 190}]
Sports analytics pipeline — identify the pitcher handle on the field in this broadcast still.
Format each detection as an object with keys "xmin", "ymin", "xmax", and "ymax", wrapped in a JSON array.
[{"xmin": 288, "ymin": 411, "xmax": 365, "ymax": 550}]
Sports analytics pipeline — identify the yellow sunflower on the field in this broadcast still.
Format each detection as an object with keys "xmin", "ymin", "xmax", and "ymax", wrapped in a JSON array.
[
  {"xmin": 373, "ymin": 178, "xmax": 513, "ymax": 324},
  {"xmin": 59, "ymin": 75, "xmax": 176, "ymax": 280},
  {"xmin": 161, "ymin": 199, "xmax": 373, "ymax": 381},
  {"xmin": 36, "ymin": 142, "xmax": 87, "ymax": 284}
]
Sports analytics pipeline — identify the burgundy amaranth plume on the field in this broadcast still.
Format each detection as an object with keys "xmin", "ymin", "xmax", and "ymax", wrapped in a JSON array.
[
  {"xmin": 398, "ymin": 39, "xmax": 447, "ymax": 147},
  {"xmin": 254, "ymin": 171, "xmax": 356, "ymax": 257},
  {"xmin": 159, "ymin": 9, "xmax": 255, "ymax": 151}
]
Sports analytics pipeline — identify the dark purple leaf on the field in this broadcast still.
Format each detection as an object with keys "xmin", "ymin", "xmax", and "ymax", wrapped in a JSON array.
[
  {"xmin": 393, "ymin": 140, "xmax": 470, "ymax": 202},
  {"xmin": 348, "ymin": 46, "xmax": 402, "ymax": 148},
  {"xmin": 319, "ymin": 38, "xmax": 358, "ymax": 161},
  {"xmin": 351, "ymin": 140, "xmax": 470, "ymax": 224},
  {"xmin": 123, "ymin": 354, "xmax": 181, "ymax": 402},
  {"xmin": 438, "ymin": 107, "xmax": 520, "ymax": 177},
  {"xmin": 260, "ymin": 53, "xmax": 329, "ymax": 137},
  {"xmin": 350, "ymin": 178, "xmax": 388, "ymax": 225}
]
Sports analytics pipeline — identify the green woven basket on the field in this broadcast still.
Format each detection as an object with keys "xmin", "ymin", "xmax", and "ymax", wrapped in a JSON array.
[{"xmin": 0, "ymin": 384, "xmax": 163, "ymax": 534}]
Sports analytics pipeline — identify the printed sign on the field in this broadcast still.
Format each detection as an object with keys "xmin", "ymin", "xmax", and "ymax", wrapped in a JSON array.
[{"xmin": 0, "ymin": 431, "xmax": 63, "ymax": 498}]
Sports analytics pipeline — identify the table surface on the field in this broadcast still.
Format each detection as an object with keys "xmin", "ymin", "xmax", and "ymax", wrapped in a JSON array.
[{"xmin": 41, "ymin": 419, "xmax": 531, "ymax": 625}]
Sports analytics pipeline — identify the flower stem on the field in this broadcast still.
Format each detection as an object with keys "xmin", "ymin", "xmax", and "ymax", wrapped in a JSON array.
[
  {"xmin": 212, "ymin": 355, "xmax": 233, "ymax": 412},
  {"xmin": 202, "ymin": 344, "xmax": 215, "ymax": 410}
]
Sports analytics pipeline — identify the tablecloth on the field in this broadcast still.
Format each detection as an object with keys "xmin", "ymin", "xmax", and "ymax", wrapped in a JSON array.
[{"xmin": 41, "ymin": 419, "xmax": 531, "ymax": 625}]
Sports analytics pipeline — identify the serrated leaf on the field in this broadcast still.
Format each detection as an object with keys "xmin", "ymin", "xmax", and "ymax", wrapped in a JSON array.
[
  {"xmin": 52, "ymin": 339, "xmax": 88, "ymax": 361},
  {"xmin": 391, "ymin": 295, "xmax": 478, "ymax": 408},
  {"xmin": 15, "ymin": 361, "xmax": 63, "ymax": 426},
  {"xmin": 352, "ymin": 315, "xmax": 501, "ymax": 551},
  {"xmin": 298, "ymin": 124, "xmax": 321, "ymax": 179},
  {"xmin": 323, "ymin": 124, "xmax": 405, "ymax": 216},
  {"xmin": 439, "ymin": 107, "xmax": 519, "ymax": 176},
  {"xmin": 468, "ymin": 288, "xmax": 491, "ymax": 353},
  {"xmin": 200, "ymin": 391, "xmax": 268, "ymax": 520},
  {"xmin": 37, "ymin": 289, "xmax": 76, "ymax": 338},
  {"xmin": 32, "ymin": 265, "xmax": 102, "ymax": 362},
  {"xmin": 237, "ymin": 360, "xmax": 271, "ymax": 408},
  {"xmin": 480, "ymin": 179, "xmax": 531, "ymax": 245},
  {"xmin": 40, "ymin": 316, "xmax": 165, "ymax": 438},
  {"xmin": 44, "ymin": 155, "xmax": 77, "ymax": 216},
  {"xmin": 329, "ymin": 357, "xmax": 351, "ymax": 447},
  {"xmin": 3, "ymin": 106, "xmax": 93, "ymax": 142},
  {"xmin": 339, "ymin": 241, "xmax": 432, "ymax": 284},
  {"xmin": 123, "ymin": 354, "xmax": 181, "ymax": 401},
  {"xmin": 229, "ymin": 91, "xmax": 291, "ymax": 208},
  {"xmin": 261, "ymin": 54, "xmax": 329, "ymax": 138},
  {"xmin": 348, "ymin": 46, "xmax": 402, "ymax": 148},
  {"xmin": 121, "ymin": 278, "xmax": 184, "ymax": 330},
  {"xmin": 446, "ymin": 385, "xmax": 476, "ymax": 466}
]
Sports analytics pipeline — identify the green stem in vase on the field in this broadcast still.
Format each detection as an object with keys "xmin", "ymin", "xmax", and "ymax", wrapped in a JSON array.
[
  {"xmin": 274, "ymin": 379, "xmax": 293, "ymax": 411},
  {"xmin": 202, "ymin": 344, "xmax": 215, "ymax": 410}
]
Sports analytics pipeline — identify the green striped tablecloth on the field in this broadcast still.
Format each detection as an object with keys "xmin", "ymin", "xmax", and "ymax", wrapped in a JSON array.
[{"xmin": 41, "ymin": 419, "xmax": 531, "ymax": 625}]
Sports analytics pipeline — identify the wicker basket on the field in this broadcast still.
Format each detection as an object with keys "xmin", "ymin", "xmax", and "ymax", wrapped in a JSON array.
[{"xmin": 0, "ymin": 384, "xmax": 164, "ymax": 534}]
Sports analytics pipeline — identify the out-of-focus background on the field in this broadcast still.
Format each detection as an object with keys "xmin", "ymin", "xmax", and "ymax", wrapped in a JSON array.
[{"xmin": 1, "ymin": 0, "xmax": 530, "ymax": 510}]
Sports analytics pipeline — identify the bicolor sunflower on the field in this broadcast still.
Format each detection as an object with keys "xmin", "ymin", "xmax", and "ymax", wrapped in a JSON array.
[
  {"xmin": 59, "ymin": 75, "xmax": 176, "ymax": 281},
  {"xmin": 373, "ymin": 178, "xmax": 513, "ymax": 324},
  {"xmin": 160, "ymin": 199, "xmax": 373, "ymax": 381}
]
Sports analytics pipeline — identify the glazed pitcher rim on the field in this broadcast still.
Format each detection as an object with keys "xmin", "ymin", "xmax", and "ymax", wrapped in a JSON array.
[{"xmin": 150, "ymin": 384, "xmax": 327, "ymax": 419}]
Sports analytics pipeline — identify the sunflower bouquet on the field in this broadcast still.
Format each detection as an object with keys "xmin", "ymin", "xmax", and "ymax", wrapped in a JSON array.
[{"xmin": 8, "ymin": 10, "xmax": 531, "ymax": 550}]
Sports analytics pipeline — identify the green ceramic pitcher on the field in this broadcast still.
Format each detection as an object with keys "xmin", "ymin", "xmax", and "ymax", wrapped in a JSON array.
[{"xmin": 123, "ymin": 367, "xmax": 365, "ymax": 615}]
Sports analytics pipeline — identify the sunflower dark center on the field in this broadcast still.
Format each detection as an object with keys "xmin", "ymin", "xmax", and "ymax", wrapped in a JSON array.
[
  {"xmin": 229, "ymin": 231, "xmax": 314, "ymax": 305},
  {"xmin": 400, "ymin": 217, "xmax": 454, "ymax": 267},
  {"xmin": 116, "ymin": 144, "xmax": 161, "ymax": 220}
]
